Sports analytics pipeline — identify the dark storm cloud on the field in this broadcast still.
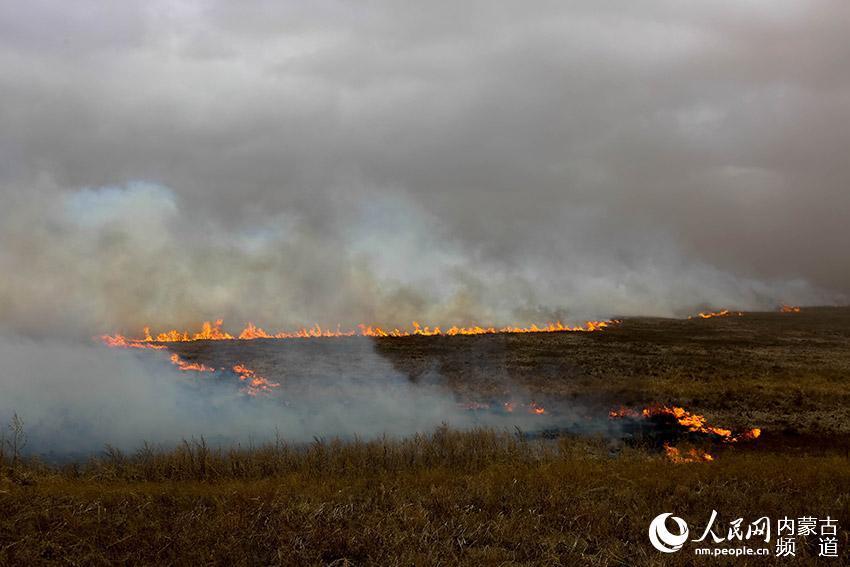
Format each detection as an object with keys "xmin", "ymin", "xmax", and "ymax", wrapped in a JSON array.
[{"xmin": 0, "ymin": 1, "xmax": 847, "ymax": 336}]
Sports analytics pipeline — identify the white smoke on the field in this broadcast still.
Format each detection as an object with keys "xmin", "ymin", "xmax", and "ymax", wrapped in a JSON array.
[
  {"xmin": 0, "ymin": 333, "xmax": 513, "ymax": 455},
  {"xmin": 0, "ymin": 182, "xmax": 837, "ymax": 342}
]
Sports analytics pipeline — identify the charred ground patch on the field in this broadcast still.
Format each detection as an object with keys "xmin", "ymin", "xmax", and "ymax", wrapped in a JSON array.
[{"xmin": 167, "ymin": 306, "xmax": 850, "ymax": 439}]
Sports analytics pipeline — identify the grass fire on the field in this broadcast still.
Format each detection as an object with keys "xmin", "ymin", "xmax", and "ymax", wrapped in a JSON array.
[
  {"xmin": 4, "ymin": 307, "xmax": 850, "ymax": 564},
  {"xmin": 3, "ymin": 2, "xmax": 850, "ymax": 563}
]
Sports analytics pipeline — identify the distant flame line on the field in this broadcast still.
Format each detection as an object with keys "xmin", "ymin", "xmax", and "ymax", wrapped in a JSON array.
[
  {"xmin": 688, "ymin": 305, "xmax": 802, "ymax": 319},
  {"xmin": 103, "ymin": 318, "xmax": 619, "ymax": 345},
  {"xmin": 688, "ymin": 309, "xmax": 742, "ymax": 319}
]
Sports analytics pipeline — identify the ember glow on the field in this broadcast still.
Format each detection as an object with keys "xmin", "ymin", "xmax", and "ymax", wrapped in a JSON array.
[
  {"xmin": 108, "ymin": 318, "xmax": 618, "ymax": 345},
  {"xmin": 664, "ymin": 443, "xmax": 714, "ymax": 463},
  {"xmin": 780, "ymin": 305, "xmax": 802, "ymax": 313}
]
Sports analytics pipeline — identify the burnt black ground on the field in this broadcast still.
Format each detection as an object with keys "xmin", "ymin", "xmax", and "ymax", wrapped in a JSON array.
[{"xmin": 167, "ymin": 307, "xmax": 850, "ymax": 443}]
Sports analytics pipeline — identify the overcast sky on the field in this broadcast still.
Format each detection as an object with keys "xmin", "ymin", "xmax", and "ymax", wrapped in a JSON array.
[{"xmin": 0, "ymin": 1, "xmax": 847, "ymax": 336}]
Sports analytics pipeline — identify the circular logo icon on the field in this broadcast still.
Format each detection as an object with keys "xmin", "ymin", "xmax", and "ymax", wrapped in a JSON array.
[{"xmin": 648, "ymin": 513, "xmax": 689, "ymax": 553}]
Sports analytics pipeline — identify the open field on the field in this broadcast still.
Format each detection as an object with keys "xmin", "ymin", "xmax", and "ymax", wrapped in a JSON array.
[
  {"xmin": 373, "ymin": 307, "xmax": 850, "ymax": 434},
  {"xmin": 168, "ymin": 306, "xmax": 850, "ymax": 439},
  {"xmin": 3, "ymin": 433, "xmax": 850, "ymax": 565},
  {"xmin": 2, "ymin": 307, "xmax": 850, "ymax": 564}
]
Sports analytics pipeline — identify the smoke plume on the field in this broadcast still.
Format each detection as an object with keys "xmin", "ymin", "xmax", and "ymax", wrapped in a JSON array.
[{"xmin": 0, "ymin": 1, "xmax": 847, "ymax": 453}]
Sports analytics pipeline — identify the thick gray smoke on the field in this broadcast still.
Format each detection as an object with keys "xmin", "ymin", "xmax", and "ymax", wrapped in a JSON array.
[
  {"xmin": 1, "ymin": 1, "xmax": 847, "ymax": 337},
  {"xmin": 0, "ymin": 2, "xmax": 847, "ymax": 453},
  {"xmin": 1, "ymin": 335, "xmax": 563, "ymax": 455},
  {"xmin": 0, "ymin": 181, "xmax": 837, "ymax": 339}
]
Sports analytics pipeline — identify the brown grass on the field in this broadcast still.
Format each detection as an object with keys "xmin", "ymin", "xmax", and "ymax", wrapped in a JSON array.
[
  {"xmin": 2, "ymin": 428, "xmax": 849, "ymax": 565},
  {"xmin": 4, "ymin": 308, "xmax": 850, "ymax": 564}
]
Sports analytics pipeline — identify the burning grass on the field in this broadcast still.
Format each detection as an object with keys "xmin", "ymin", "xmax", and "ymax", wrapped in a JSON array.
[
  {"xmin": 103, "ymin": 317, "xmax": 618, "ymax": 347},
  {"xmin": 4, "ymin": 307, "xmax": 848, "ymax": 563},
  {"xmin": 608, "ymin": 404, "xmax": 761, "ymax": 462},
  {"xmin": 688, "ymin": 309, "xmax": 743, "ymax": 319}
]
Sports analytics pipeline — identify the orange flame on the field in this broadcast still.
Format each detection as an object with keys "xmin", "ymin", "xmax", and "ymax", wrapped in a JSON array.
[
  {"xmin": 169, "ymin": 353, "xmax": 215, "ymax": 373},
  {"xmin": 780, "ymin": 305, "xmax": 801, "ymax": 313},
  {"xmin": 232, "ymin": 363, "xmax": 281, "ymax": 396},
  {"xmin": 100, "ymin": 333, "xmax": 280, "ymax": 397},
  {"xmin": 99, "ymin": 334, "xmax": 167, "ymax": 350},
  {"xmin": 608, "ymin": 406, "xmax": 639, "ymax": 419},
  {"xmin": 613, "ymin": 405, "xmax": 732, "ymax": 462},
  {"xmin": 738, "ymin": 428, "xmax": 761, "ymax": 441},
  {"xmin": 610, "ymin": 404, "xmax": 760, "ymax": 445},
  {"xmin": 663, "ymin": 443, "xmax": 714, "ymax": 463},
  {"xmin": 688, "ymin": 309, "xmax": 742, "ymax": 320},
  {"xmin": 107, "ymin": 318, "xmax": 618, "ymax": 345}
]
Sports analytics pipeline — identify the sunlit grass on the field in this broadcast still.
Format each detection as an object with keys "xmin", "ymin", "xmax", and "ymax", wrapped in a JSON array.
[{"xmin": 2, "ymin": 428, "xmax": 849, "ymax": 565}]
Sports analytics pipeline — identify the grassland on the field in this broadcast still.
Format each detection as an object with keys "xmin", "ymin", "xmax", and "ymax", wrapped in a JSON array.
[
  {"xmin": 372, "ymin": 307, "xmax": 850, "ymax": 437},
  {"xmin": 2, "ymin": 307, "xmax": 850, "ymax": 565},
  {"xmin": 3, "ymin": 430, "xmax": 850, "ymax": 565}
]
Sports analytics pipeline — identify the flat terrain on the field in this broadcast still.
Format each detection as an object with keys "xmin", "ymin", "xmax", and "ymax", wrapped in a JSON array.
[
  {"xmin": 2, "ymin": 307, "xmax": 850, "ymax": 565},
  {"xmin": 170, "ymin": 306, "xmax": 850, "ymax": 439},
  {"xmin": 374, "ymin": 306, "xmax": 850, "ymax": 439}
]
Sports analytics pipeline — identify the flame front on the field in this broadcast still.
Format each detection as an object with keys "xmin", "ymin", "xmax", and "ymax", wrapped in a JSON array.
[
  {"xmin": 102, "ymin": 317, "xmax": 613, "ymax": 400},
  {"xmin": 610, "ymin": 404, "xmax": 761, "ymax": 462},
  {"xmin": 100, "ymin": 333, "xmax": 279, "ymax": 397},
  {"xmin": 100, "ymin": 334, "xmax": 167, "ymax": 350},
  {"xmin": 107, "ymin": 318, "xmax": 619, "ymax": 346},
  {"xmin": 634, "ymin": 404, "xmax": 759, "ymax": 442},
  {"xmin": 169, "ymin": 353, "xmax": 215, "ymax": 373},
  {"xmin": 780, "ymin": 305, "xmax": 801, "ymax": 313}
]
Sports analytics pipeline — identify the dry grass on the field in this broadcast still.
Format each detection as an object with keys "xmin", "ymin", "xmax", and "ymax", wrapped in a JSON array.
[
  {"xmin": 2, "ymin": 428, "xmax": 849, "ymax": 565},
  {"xmin": 4, "ymin": 308, "xmax": 850, "ymax": 564}
]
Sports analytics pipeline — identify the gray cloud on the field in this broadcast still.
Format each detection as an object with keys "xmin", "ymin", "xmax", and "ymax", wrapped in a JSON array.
[{"xmin": 0, "ymin": 1, "xmax": 847, "ymax": 337}]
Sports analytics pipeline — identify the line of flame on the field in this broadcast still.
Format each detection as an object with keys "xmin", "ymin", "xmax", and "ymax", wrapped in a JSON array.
[
  {"xmin": 609, "ymin": 404, "xmax": 761, "ymax": 444},
  {"xmin": 232, "ymin": 363, "xmax": 281, "ymax": 396},
  {"xmin": 101, "ymin": 334, "xmax": 279, "ymax": 396},
  {"xmin": 103, "ymin": 318, "xmax": 619, "ymax": 345},
  {"xmin": 688, "ymin": 309, "xmax": 743, "ymax": 319}
]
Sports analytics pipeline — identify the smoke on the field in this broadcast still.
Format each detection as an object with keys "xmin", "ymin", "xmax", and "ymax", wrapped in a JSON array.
[
  {"xmin": 0, "ymin": 2, "xmax": 848, "ymax": 338},
  {"xmin": 0, "ymin": 181, "xmax": 838, "ymax": 341},
  {"xmin": 0, "ymin": 2, "xmax": 847, "ymax": 453},
  {"xmin": 0, "ymin": 334, "xmax": 557, "ymax": 456}
]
